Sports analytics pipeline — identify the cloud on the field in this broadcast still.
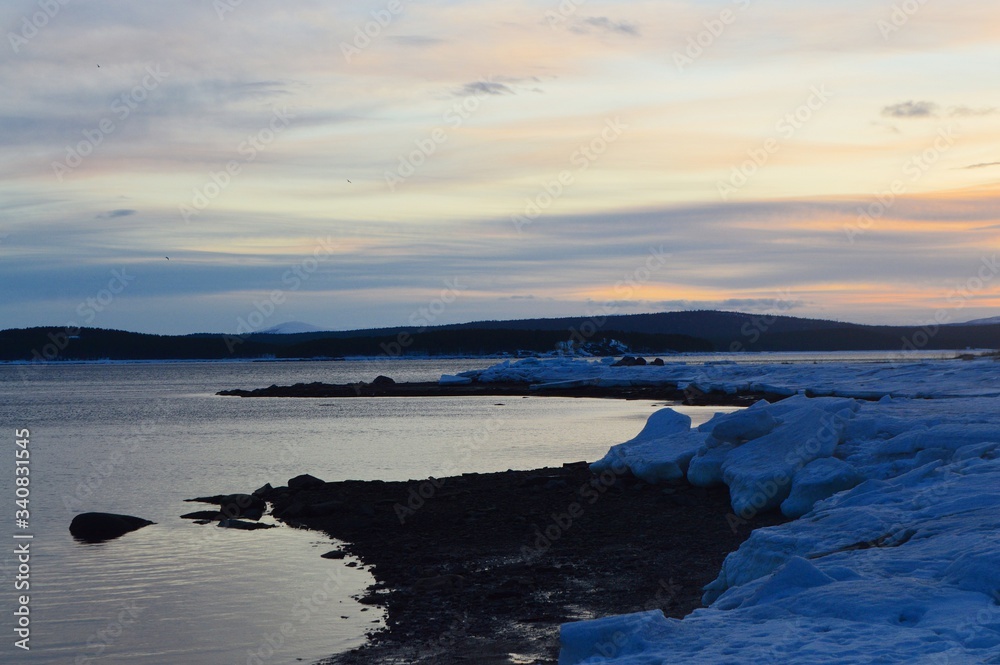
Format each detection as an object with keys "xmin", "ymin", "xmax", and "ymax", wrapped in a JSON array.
[
  {"xmin": 570, "ymin": 16, "xmax": 641, "ymax": 37},
  {"xmin": 389, "ymin": 35, "xmax": 447, "ymax": 47},
  {"xmin": 654, "ymin": 299, "xmax": 807, "ymax": 313},
  {"xmin": 881, "ymin": 101, "xmax": 939, "ymax": 118},
  {"xmin": 961, "ymin": 161, "xmax": 1000, "ymax": 170},
  {"xmin": 454, "ymin": 81, "xmax": 516, "ymax": 97},
  {"xmin": 949, "ymin": 106, "xmax": 997, "ymax": 117},
  {"xmin": 881, "ymin": 102, "xmax": 996, "ymax": 120},
  {"xmin": 97, "ymin": 209, "xmax": 136, "ymax": 219}
]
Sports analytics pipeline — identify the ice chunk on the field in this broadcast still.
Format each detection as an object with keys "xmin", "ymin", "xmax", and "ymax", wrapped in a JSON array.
[
  {"xmin": 558, "ymin": 610, "xmax": 670, "ymax": 665},
  {"xmin": 780, "ymin": 457, "xmax": 864, "ymax": 518},
  {"xmin": 561, "ymin": 377, "xmax": 1000, "ymax": 664},
  {"xmin": 438, "ymin": 374, "xmax": 472, "ymax": 386},
  {"xmin": 590, "ymin": 408, "xmax": 701, "ymax": 483},
  {"xmin": 686, "ymin": 442, "xmax": 735, "ymax": 488},
  {"xmin": 875, "ymin": 424, "xmax": 1000, "ymax": 458},
  {"xmin": 709, "ymin": 407, "xmax": 779, "ymax": 444},
  {"xmin": 722, "ymin": 400, "xmax": 857, "ymax": 516}
]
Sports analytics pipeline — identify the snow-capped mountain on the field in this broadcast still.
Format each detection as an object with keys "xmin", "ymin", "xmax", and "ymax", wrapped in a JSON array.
[
  {"xmin": 958, "ymin": 315, "xmax": 1000, "ymax": 325},
  {"xmin": 258, "ymin": 321, "xmax": 324, "ymax": 334}
]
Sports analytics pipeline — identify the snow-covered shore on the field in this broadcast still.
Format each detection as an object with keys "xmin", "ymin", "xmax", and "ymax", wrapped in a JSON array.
[
  {"xmin": 453, "ymin": 355, "xmax": 1000, "ymax": 400},
  {"xmin": 458, "ymin": 357, "xmax": 1000, "ymax": 663}
]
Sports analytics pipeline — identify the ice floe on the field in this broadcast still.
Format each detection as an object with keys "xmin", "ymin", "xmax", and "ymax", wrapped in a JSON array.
[{"xmin": 533, "ymin": 357, "xmax": 1000, "ymax": 663}]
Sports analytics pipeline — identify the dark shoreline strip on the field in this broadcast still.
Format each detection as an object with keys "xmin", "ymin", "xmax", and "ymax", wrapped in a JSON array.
[
  {"xmin": 217, "ymin": 380, "xmax": 780, "ymax": 406},
  {"xmin": 246, "ymin": 464, "xmax": 787, "ymax": 665}
]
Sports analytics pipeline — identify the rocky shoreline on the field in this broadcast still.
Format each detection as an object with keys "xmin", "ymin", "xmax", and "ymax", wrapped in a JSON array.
[
  {"xmin": 236, "ymin": 464, "xmax": 787, "ymax": 664},
  {"xmin": 217, "ymin": 379, "xmax": 780, "ymax": 406}
]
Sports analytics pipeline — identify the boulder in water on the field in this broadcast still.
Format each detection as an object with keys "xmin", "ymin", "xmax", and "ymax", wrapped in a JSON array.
[{"xmin": 70, "ymin": 512, "xmax": 155, "ymax": 543}]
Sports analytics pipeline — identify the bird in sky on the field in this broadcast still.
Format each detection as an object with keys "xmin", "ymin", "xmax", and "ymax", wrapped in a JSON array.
[{"xmin": 165, "ymin": 256, "xmax": 170, "ymax": 260}]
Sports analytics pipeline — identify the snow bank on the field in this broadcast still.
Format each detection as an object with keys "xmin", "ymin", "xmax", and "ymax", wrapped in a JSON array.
[
  {"xmin": 590, "ymin": 408, "xmax": 698, "ymax": 483},
  {"xmin": 592, "ymin": 395, "xmax": 862, "ymax": 518},
  {"xmin": 556, "ymin": 358, "xmax": 1000, "ymax": 663},
  {"xmin": 460, "ymin": 355, "xmax": 1000, "ymax": 400}
]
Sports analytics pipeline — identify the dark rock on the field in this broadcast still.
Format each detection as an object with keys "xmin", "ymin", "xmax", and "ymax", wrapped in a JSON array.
[
  {"xmin": 217, "ymin": 519, "xmax": 275, "ymax": 530},
  {"xmin": 321, "ymin": 549, "xmax": 347, "ymax": 559},
  {"xmin": 240, "ymin": 507, "xmax": 264, "ymax": 521},
  {"xmin": 218, "ymin": 493, "xmax": 265, "ymax": 518},
  {"xmin": 520, "ymin": 474, "xmax": 564, "ymax": 488},
  {"xmin": 186, "ymin": 493, "xmax": 266, "ymax": 519},
  {"xmin": 372, "ymin": 375, "xmax": 396, "ymax": 386},
  {"xmin": 273, "ymin": 501, "xmax": 307, "ymax": 519},
  {"xmin": 252, "ymin": 483, "xmax": 273, "ymax": 497},
  {"xmin": 304, "ymin": 500, "xmax": 345, "ymax": 517},
  {"xmin": 612, "ymin": 356, "xmax": 649, "ymax": 367},
  {"xmin": 651, "ymin": 358, "xmax": 665, "ymax": 366},
  {"xmin": 288, "ymin": 474, "xmax": 325, "ymax": 491},
  {"xmin": 69, "ymin": 512, "xmax": 155, "ymax": 543},
  {"xmin": 180, "ymin": 510, "xmax": 224, "ymax": 520}
]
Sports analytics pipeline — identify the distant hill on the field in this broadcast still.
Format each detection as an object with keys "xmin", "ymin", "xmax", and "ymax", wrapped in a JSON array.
[
  {"xmin": 0, "ymin": 310, "xmax": 996, "ymax": 362},
  {"xmin": 258, "ymin": 321, "xmax": 325, "ymax": 334},
  {"xmin": 958, "ymin": 315, "xmax": 1000, "ymax": 326}
]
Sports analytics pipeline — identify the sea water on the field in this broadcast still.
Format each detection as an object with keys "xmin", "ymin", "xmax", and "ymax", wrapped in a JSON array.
[{"xmin": 0, "ymin": 359, "xmax": 723, "ymax": 664}]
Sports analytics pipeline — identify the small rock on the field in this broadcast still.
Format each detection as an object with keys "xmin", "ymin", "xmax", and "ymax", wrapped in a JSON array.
[
  {"xmin": 217, "ymin": 519, "xmax": 275, "ymax": 530},
  {"xmin": 187, "ymin": 493, "xmax": 266, "ymax": 519},
  {"xmin": 305, "ymin": 500, "xmax": 345, "ymax": 517},
  {"xmin": 288, "ymin": 474, "xmax": 325, "ymax": 491},
  {"xmin": 321, "ymin": 549, "xmax": 347, "ymax": 559},
  {"xmin": 180, "ymin": 510, "xmax": 224, "ymax": 521},
  {"xmin": 69, "ymin": 512, "xmax": 155, "ymax": 543},
  {"xmin": 273, "ymin": 501, "xmax": 307, "ymax": 519},
  {"xmin": 372, "ymin": 375, "xmax": 396, "ymax": 386}
]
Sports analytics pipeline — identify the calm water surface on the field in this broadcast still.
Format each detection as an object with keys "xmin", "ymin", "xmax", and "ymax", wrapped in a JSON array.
[{"xmin": 0, "ymin": 359, "xmax": 735, "ymax": 664}]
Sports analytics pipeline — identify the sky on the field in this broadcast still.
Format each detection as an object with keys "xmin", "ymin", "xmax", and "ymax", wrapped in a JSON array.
[{"xmin": 1, "ymin": 0, "xmax": 999, "ymax": 335}]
